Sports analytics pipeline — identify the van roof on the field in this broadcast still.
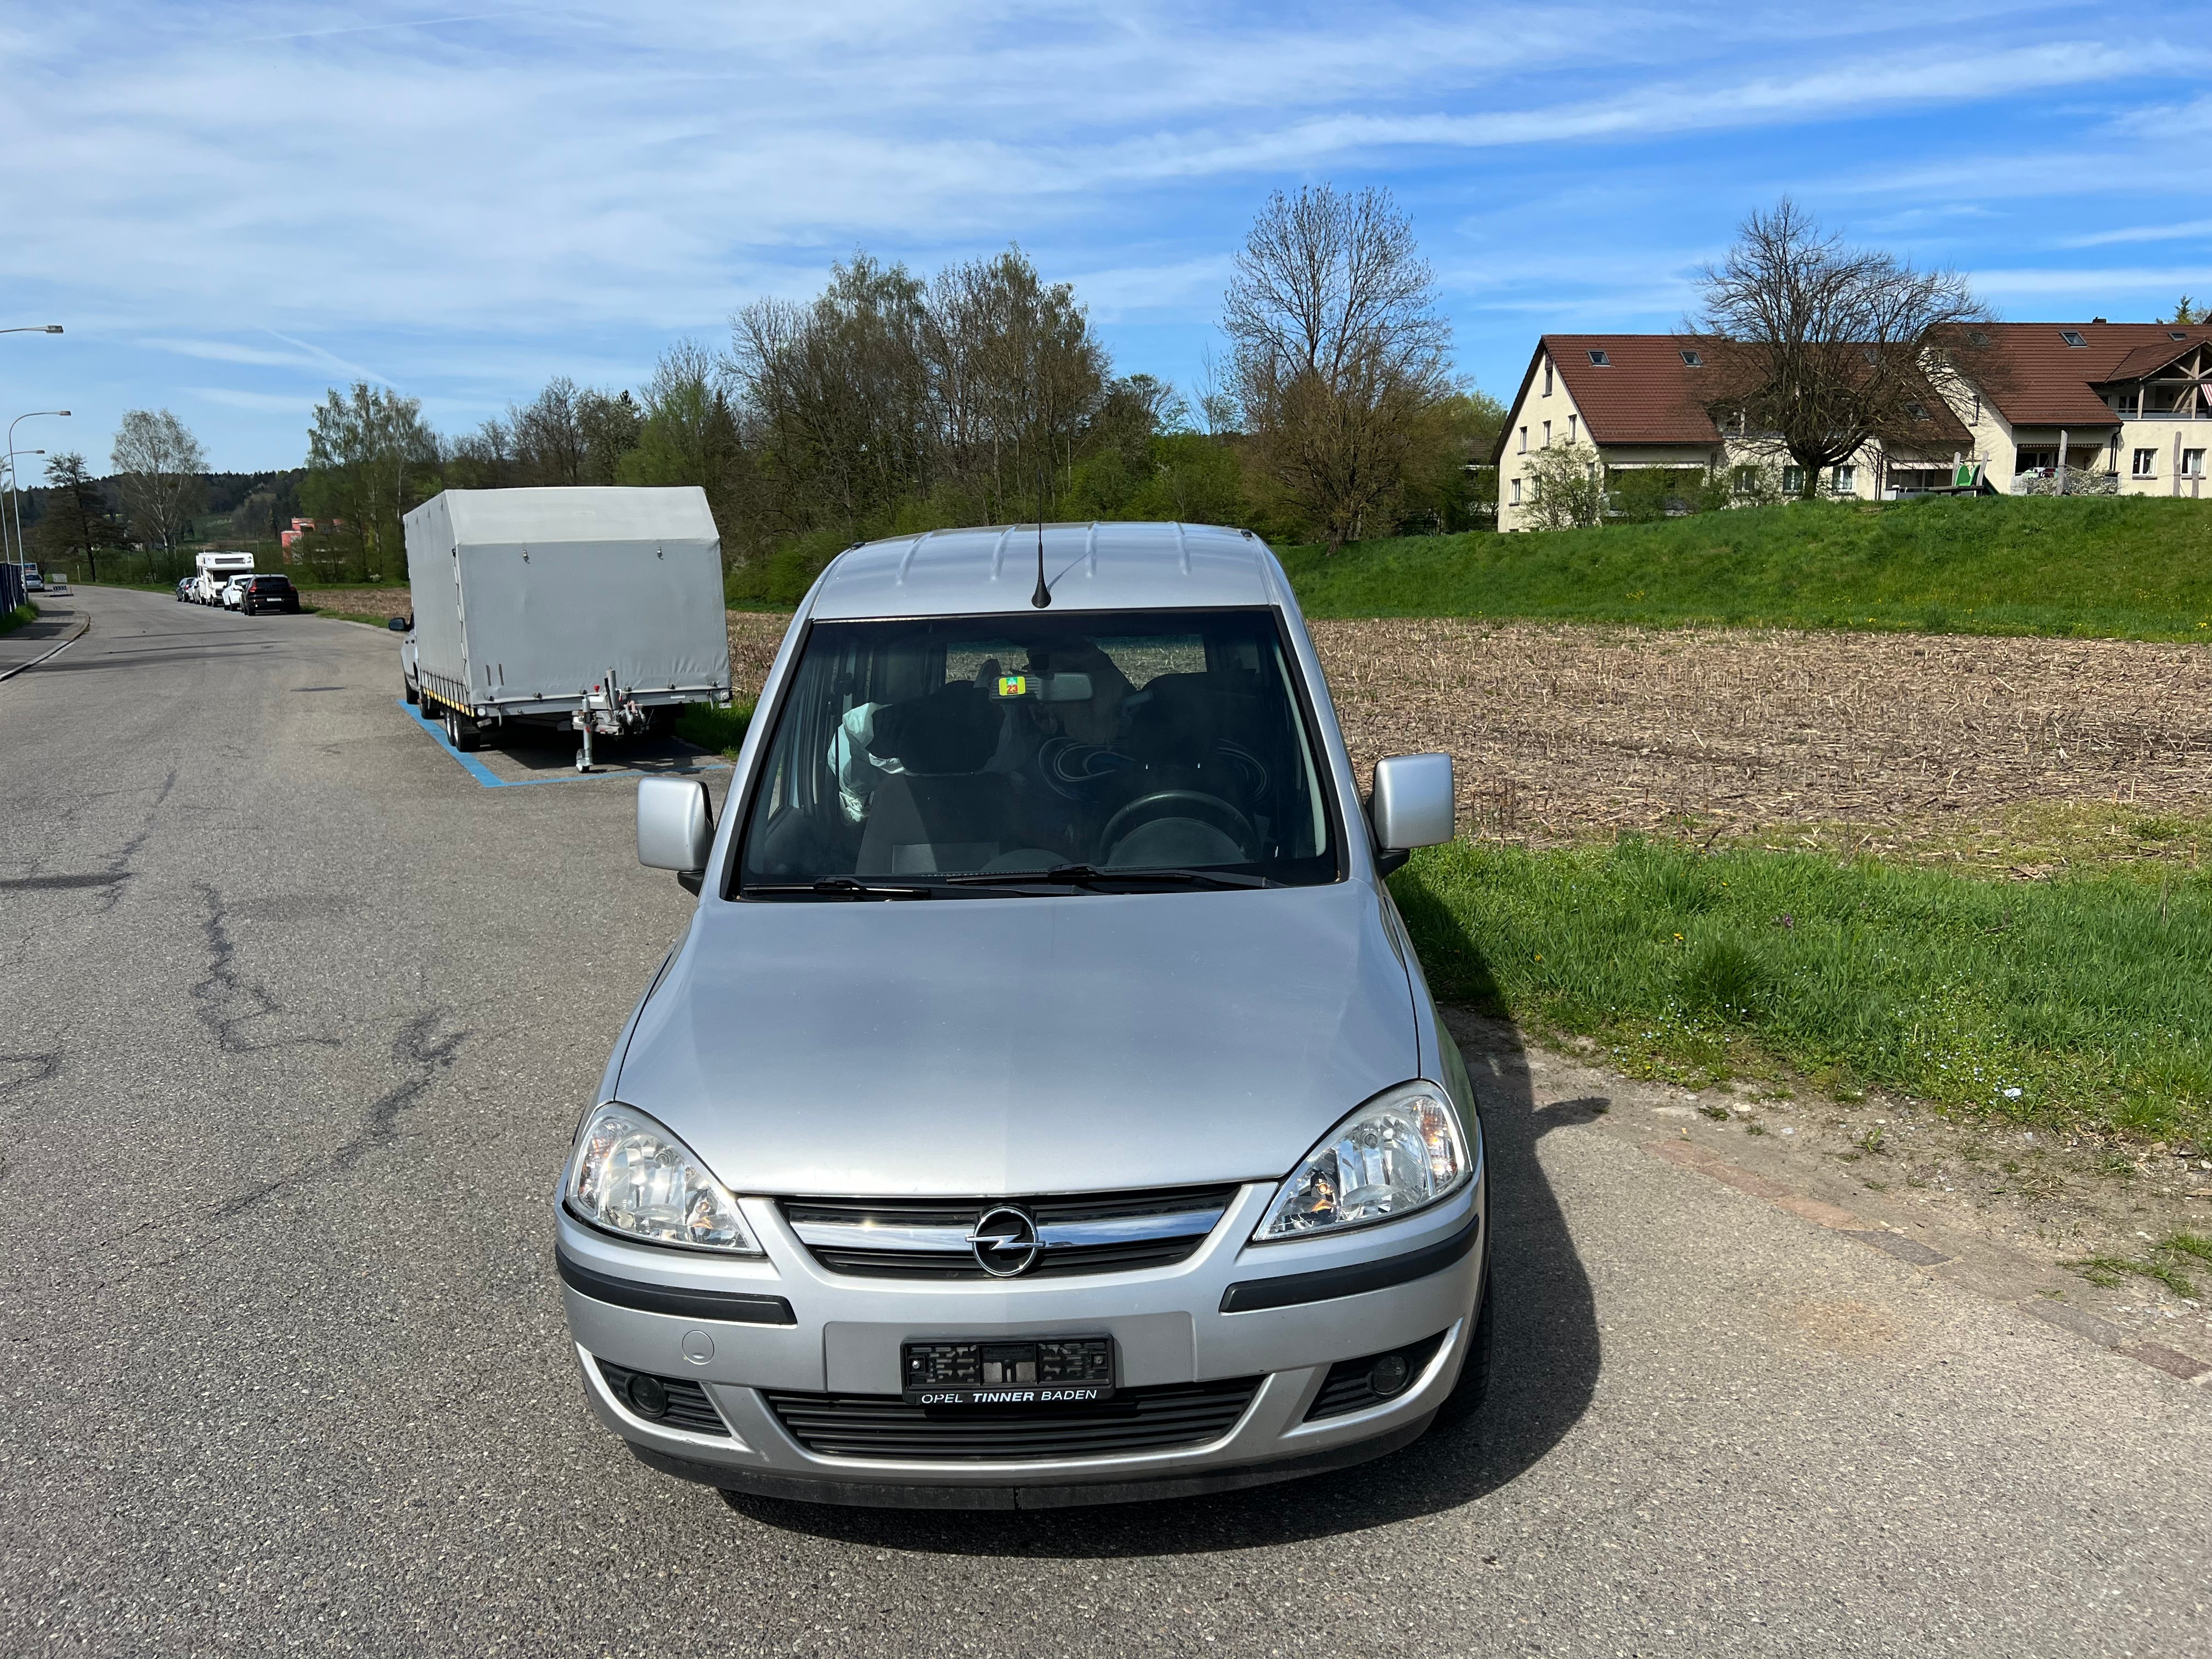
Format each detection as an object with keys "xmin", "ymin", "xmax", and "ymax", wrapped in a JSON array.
[{"xmin": 806, "ymin": 522, "xmax": 1285, "ymax": 620}]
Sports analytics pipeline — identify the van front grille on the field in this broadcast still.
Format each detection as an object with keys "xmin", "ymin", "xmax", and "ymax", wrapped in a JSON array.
[
  {"xmin": 781, "ymin": 1185, "xmax": 1240, "ymax": 1280},
  {"xmin": 762, "ymin": 1376, "xmax": 1262, "ymax": 1462}
]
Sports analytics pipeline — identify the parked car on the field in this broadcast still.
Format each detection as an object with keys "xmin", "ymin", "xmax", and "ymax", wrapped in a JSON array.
[
  {"xmin": 219, "ymin": 574, "xmax": 256, "ymax": 610},
  {"xmin": 239, "ymin": 574, "xmax": 300, "ymax": 616},
  {"xmin": 177, "ymin": 579, "xmax": 194, "ymax": 601},
  {"xmin": 21, "ymin": 567, "xmax": 43, "ymax": 593},
  {"xmin": 558, "ymin": 521, "xmax": 1485, "ymax": 1510}
]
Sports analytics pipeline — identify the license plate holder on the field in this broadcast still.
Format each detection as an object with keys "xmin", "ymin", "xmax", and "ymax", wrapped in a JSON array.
[{"xmin": 901, "ymin": 1336, "xmax": 1116, "ymax": 1406}]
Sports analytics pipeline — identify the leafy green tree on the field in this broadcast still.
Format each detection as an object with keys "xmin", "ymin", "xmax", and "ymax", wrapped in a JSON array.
[
  {"xmin": 616, "ymin": 341, "xmax": 747, "ymax": 541},
  {"xmin": 34, "ymin": 452, "xmax": 124, "ymax": 579},
  {"xmin": 303, "ymin": 383, "xmax": 438, "ymax": 580},
  {"xmin": 1522, "ymin": 441, "xmax": 1606, "ymax": 530}
]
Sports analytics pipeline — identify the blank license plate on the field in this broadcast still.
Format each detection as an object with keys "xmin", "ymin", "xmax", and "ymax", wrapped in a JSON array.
[{"xmin": 901, "ymin": 1337, "xmax": 1115, "ymax": 1406}]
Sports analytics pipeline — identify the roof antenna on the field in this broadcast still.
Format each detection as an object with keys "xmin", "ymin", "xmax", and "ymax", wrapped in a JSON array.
[{"xmin": 1030, "ymin": 447, "xmax": 1052, "ymax": 608}]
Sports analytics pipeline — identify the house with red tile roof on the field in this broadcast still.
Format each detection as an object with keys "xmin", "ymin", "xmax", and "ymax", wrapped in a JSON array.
[
  {"xmin": 1491, "ymin": 324, "xmax": 2212, "ymax": 531},
  {"xmin": 1489, "ymin": 334, "xmax": 1971, "ymax": 531},
  {"xmin": 1944, "ymin": 321, "xmax": 2212, "ymax": 501}
]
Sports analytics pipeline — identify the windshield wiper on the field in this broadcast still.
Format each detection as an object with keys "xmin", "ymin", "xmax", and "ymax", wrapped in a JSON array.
[
  {"xmin": 740, "ymin": 878, "xmax": 940, "ymax": 900},
  {"xmin": 945, "ymin": 864, "xmax": 1279, "ymax": 890}
]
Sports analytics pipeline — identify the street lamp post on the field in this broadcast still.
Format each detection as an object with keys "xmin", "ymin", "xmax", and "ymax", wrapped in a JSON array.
[
  {"xmin": 4, "ymin": 413, "xmax": 69, "ymax": 591},
  {"xmin": 0, "ymin": 325, "xmax": 64, "ymax": 336},
  {"xmin": 1, "ymin": 450, "xmax": 48, "ymax": 563}
]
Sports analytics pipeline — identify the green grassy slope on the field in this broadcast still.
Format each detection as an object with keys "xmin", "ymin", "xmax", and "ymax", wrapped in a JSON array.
[
  {"xmin": 1283, "ymin": 496, "xmax": 2212, "ymax": 640},
  {"xmin": 1392, "ymin": 838, "xmax": 2212, "ymax": 1141}
]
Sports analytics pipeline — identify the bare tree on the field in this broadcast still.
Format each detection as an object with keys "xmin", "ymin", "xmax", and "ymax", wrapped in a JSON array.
[
  {"xmin": 925, "ymin": 247, "xmax": 1108, "ymax": 524},
  {"xmin": 110, "ymin": 409, "xmax": 208, "ymax": 553},
  {"xmin": 1221, "ymin": 184, "xmax": 1453, "ymax": 551},
  {"xmin": 1688, "ymin": 200, "xmax": 1994, "ymax": 498}
]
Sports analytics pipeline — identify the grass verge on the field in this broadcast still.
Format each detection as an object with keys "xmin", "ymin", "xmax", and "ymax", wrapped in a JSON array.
[
  {"xmin": 1390, "ymin": 837, "xmax": 2212, "ymax": 1142},
  {"xmin": 1, "ymin": 602, "xmax": 35, "ymax": 636},
  {"xmin": 1284, "ymin": 496, "xmax": 2212, "ymax": 640},
  {"xmin": 676, "ymin": 700, "xmax": 754, "ymax": 758}
]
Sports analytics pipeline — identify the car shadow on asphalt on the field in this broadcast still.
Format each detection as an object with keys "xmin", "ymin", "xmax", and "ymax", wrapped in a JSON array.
[{"xmin": 725, "ymin": 1010, "xmax": 1604, "ymax": 1558}]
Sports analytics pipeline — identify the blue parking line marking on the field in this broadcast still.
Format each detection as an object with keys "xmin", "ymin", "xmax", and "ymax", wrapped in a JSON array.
[{"xmin": 398, "ymin": 700, "xmax": 730, "ymax": 788}]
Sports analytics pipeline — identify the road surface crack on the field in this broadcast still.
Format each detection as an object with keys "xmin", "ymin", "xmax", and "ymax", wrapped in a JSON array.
[{"xmin": 189, "ymin": 883, "xmax": 342, "ymax": 1055}]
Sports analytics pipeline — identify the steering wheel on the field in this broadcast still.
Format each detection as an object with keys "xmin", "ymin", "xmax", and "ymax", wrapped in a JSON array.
[{"xmin": 1098, "ymin": 791, "xmax": 1257, "ymax": 864}]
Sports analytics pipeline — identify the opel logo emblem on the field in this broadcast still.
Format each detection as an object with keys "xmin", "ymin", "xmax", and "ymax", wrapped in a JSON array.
[{"xmin": 967, "ymin": 1206, "xmax": 1042, "ymax": 1277}]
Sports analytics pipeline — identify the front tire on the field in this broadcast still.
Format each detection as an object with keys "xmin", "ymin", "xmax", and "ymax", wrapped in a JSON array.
[{"xmin": 403, "ymin": 676, "xmax": 419, "ymax": 706}]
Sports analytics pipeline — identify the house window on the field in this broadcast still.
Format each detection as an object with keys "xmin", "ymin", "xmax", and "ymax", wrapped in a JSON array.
[
  {"xmin": 1905, "ymin": 402, "xmax": 1929, "ymax": 421},
  {"xmin": 1781, "ymin": 465, "xmax": 1804, "ymax": 494},
  {"xmin": 2017, "ymin": 449, "xmax": 2056, "ymax": 473},
  {"xmin": 1567, "ymin": 415, "xmax": 1578, "ymax": 442},
  {"xmin": 1587, "ymin": 349, "xmax": 1609, "ymax": 366},
  {"xmin": 1732, "ymin": 466, "xmax": 1759, "ymax": 494},
  {"xmin": 1510, "ymin": 477, "xmax": 1522, "ymax": 505},
  {"xmin": 1968, "ymin": 329, "xmax": 1990, "ymax": 346},
  {"xmin": 2171, "ymin": 331, "xmax": 2190, "ymax": 342},
  {"xmin": 1831, "ymin": 464, "xmax": 1856, "ymax": 495},
  {"xmin": 1518, "ymin": 426, "xmax": 1528, "ymax": 454},
  {"xmin": 2134, "ymin": 448, "xmax": 2157, "ymax": 477},
  {"xmin": 1543, "ymin": 362, "xmax": 1553, "ymax": 397},
  {"xmin": 1680, "ymin": 348, "xmax": 1702, "ymax": 366},
  {"xmin": 2185, "ymin": 449, "xmax": 2206, "ymax": 478},
  {"xmin": 1543, "ymin": 421, "xmax": 1551, "ymax": 448},
  {"xmin": 2059, "ymin": 329, "xmax": 2086, "ymax": 347}
]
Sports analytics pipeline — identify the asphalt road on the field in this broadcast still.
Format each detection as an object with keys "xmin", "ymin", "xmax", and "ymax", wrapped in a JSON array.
[{"xmin": 3, "ymin": 585, "xmax": 2206, "ymax": 1658}]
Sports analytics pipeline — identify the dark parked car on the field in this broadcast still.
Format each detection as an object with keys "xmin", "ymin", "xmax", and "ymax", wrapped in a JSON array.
[{"xmin": 240, "ymin": 574, "xmax": 301, "ymax": 616}]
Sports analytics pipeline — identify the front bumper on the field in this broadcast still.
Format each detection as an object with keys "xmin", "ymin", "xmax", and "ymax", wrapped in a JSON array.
[{"xmin": 555, "ymin": 1176, "xmax": 1486, "ymax": 1507}]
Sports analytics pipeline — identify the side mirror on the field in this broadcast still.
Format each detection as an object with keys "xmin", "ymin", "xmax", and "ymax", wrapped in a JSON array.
[
  {"xmin": 638, "ymin": 776, "xmax": 714, "ymax": 890},
  {"xmin": 387, "ymin": 616, "xmax": 407, "ymax": 631},
  {"xmin": 1369, "ymin": 753, "xmax": 1454, "ymax": 877}
]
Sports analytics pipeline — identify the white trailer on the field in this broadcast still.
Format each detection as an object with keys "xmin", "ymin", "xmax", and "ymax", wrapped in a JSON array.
[
  {"xmin": 399, "ymin": 487, "xmax": 733, "ymax": 770},
  {"xmin": 192, "ymin": 549, "xmax": 255, "ymax": 604}
]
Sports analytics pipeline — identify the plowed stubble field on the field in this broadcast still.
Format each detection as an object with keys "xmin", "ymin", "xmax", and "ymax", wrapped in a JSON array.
[{"xmin": 729, "ymin": 612, "xmax": 2212, "ymax": 855}]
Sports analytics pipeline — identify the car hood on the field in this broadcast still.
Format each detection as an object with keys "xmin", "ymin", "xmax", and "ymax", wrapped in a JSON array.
[{"xmin": 614, "ymin": 882, "xmax": 1419, "ymax": 1197}]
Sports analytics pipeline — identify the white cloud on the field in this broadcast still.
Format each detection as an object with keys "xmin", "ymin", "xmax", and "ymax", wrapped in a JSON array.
[
  {"xmin": 7, "ymin": 1, "xmax": 2209, "ymax": 465},
  {"xmin": 2058, "ymin": 218, "xmax": 2212, "ymax": 249}
]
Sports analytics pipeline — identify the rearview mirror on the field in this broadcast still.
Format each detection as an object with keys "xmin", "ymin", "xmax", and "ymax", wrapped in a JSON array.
[
  {"xmin": 387, "ymin": 616, "xmax": 406, "ymax": 631},
  {"xmin": 637, "ymin": 776, "xmax": 714, "ymax": 889},
  {"xmin": 1369, "ymin": 753, "xmax": 1454, "ymax": 876}
]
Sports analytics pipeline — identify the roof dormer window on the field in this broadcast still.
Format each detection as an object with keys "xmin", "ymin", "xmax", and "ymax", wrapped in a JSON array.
[
  {"xmin": 2059, "ymin": 329, "xmax": 2086, "ymax": 347},
  {"xmin": 1679, "ymin": 348, "xmax": 1702, "ymax": 366},
  {"xmin": 2171, "ymin": 330, "xmax": 2189, "ymax": 341},
  {"xmin": 1968, "ymin": 330, "xmax": 1989, "ymax": 346},
  {"xmin": 1905, "ymin": 402, "xmax": 1929, "ymax": 421},
  {"xmin": 1587, "ymin": 349, "xmax": 1610, "ymax": 366}
]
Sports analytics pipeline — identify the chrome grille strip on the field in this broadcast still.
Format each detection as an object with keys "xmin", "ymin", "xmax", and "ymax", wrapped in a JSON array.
[{"xmin": 790, "ymin": 1206, "xmax": 1227, "ymax": 1256}]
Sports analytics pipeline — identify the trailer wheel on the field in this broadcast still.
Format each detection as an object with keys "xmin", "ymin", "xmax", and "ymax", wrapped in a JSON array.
[{"xmin": 449, "ymin": 713, "xmax": 483, "ymax": 752}]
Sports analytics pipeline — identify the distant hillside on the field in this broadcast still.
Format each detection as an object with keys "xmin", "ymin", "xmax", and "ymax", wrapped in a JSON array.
[{"xmin": 1279, "ymin": 496, "xmax": 2212, "ymax": 641}]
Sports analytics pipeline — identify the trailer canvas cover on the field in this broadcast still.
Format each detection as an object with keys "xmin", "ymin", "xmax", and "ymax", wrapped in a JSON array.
[{"xmin": 404, "ymin": 487, "xmax": 731, "ymax": 713}]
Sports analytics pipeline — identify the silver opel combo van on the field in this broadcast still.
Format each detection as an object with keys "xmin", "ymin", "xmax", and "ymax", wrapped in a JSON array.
[{"xmin": 557, "ymin": 521, "xmax": 1488, "ymax": 1508}]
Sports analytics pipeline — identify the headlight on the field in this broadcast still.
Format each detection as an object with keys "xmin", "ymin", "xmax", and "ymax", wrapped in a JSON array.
[
  {"xmin": 564, "ymin": 1103, "xmax": 760, "ymax": 1254},
  {"xmin": 1254, "ymin": 1081, "xmax": 1472, "ymax": 1241}
]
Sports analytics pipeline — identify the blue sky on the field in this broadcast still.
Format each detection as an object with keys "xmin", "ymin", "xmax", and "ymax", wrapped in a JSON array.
[{"xmin": 4, "ymin": 1, "xmax": 2210, "ymax": 471}]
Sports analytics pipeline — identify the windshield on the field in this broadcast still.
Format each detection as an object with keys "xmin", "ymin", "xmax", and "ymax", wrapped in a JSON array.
[{"xmin": 736, "ymin": 608, "xmax": 1339, "ymax": 894}]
